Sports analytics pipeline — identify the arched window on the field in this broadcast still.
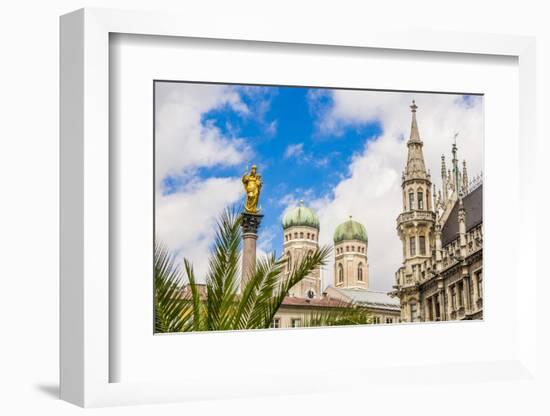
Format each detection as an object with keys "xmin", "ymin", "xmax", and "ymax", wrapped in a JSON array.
[
  {"xmin": 300, "ymin": 232, "xmax": 304, "ymax": 239},
  {"xmin": 307, "ymin": 232, "xmax": 310, "ymax": 239},
  {"xmin": 417, "ymin": 190, "xmax": 424, "ymax": 210},
  {"xmin": 312, "ymin": 233, "xmax": 316, "ymax": 240},
  {"xmin": 358, "ymin": 263, "xmax": 363, "ymax": 281},
  {"xmin": 294, "ymin": 232, "xmax": 298, "ymax": 239},
  {"xmin": 410, "ymin": 302, "xmax": 418, "ymax": 322},
  {"xmin": 338, "ymin": 263, "xmax": 344, "ymax": 283},
  {"xmin": 410, "ymin": 237, "xmax": 416, "ymax": 256},
  {"xmin": 409, "ymin": 191, "xmax": 415, "ymax": 210},
  {"xmin": 307, "ymin": 249, "xmax": 313, "ymax": 257},
  {"xmin": 346, "ymin": 246, "xmax": 349, "ymax": 252},
  {"xmin": 352, "ymin": 246, "xmax": 355, "ymax": 252},
  {"xmin": 419, "ymin": 235, "xmax": 426, "ymax": 255}
]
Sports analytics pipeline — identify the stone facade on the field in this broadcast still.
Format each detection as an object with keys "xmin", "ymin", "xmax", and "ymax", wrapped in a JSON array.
[
  {"xmin": 392, "ymin": 101, "xmax": 483, "ymax": 322},
  {"xmin": 273, "ymin": 208, "xmax": 399, "ymax": 327},
  {"xmin": 334, "ymin": 239, "xmax": 368, "ymax": 289},
  {"xmin": 282, "ymin": 224, "xmax": 322, "ymax": 298}
]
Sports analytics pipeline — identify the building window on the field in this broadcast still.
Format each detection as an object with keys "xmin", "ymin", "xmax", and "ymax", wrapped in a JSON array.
[
  {"xmin": 300, "ymin": 232, "xmax": 303, "ymax": 239},
  {"xmin": 352, "ymin": 245, "xmax": 355, "ymax": 252},
  {"xmin": 409, "ymin": 191, "xmax": 414, "ymax": 210},
  {"xmin": 476, "ymin": 271, "xmax": 483, "ymax": 298},
  {"xmin": 306, "ymin": 232, "xmax": 310, "ymax": 239},
  {"xmin": 270, "ymin": 318, "xmax": 280, "ymax": 328},
  {"xmin": 338, "ymin": 263, "xmax": 344, "ymax": 283},
  {"xmin": 286, "ymin": 252, "xmax": 292, "ymax": 272},
  {"xmin": 419, "ymin": 235, "xmax": 426, "ymax": 255},
  {"xmin": 291, "ymin": 318, "xmax": 301, "ymax": 328},
  {"xmin": 372, "ymin": 316, "xmax": 381, "ymax": 324},
  {"xmin": 312, "ymin": 233, "xmax": 315, "ymax": 240},
  {"xmin": 458, "ymin": 281, "xmax": 464, "ymax": 307},
  {"xmin": 358, "ymin": 263, "xmax": 363, "ymax": 281},
  {"xmin": 409, "ymin": 237, "xmax": 416, "ymax": 256},
  {"xmin": 451, "ymin": 286, "xmax": 457, "ymax": 309},
  {"xmin": 417, "ymin": 191, "xmax": 424, "ymax": 210},
  {"xmin": 294, "ymin": 232, "xmax": 298, "ymax": 239},
  {"xmin": 385, "ymin": 317, "xmax": 393, "ymax": 324},
  {"xmin": 346, "ymin": 246, "xmax": 349, "ymax": 252},
  {"xmin": 410, "ymin": 302, "xmax": 418, "ymax": 322}
]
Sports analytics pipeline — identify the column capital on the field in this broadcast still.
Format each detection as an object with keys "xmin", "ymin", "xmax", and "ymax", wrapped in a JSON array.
[{"xmin": 241, "ymin": 212, "xmax": 264, "ymax": 235}]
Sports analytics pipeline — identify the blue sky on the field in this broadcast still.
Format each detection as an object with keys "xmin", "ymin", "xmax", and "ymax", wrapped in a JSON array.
[
  {"xmin": 159, "ymin": 84, "xmax": 383, "ymax": 259},
  {"xmin": 155, "ymin": 82, "xmax": 483, "ymax": 290}
]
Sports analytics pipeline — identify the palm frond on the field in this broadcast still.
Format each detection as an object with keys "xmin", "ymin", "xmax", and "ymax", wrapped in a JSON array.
[
  {"xmin": 301, "ymin": 301, "xmax": 372, "ymax": 327},
  {"xmin": 205, "ymin": 208, "xmax": 242, "ymax": 331},
  {"xmin": 257, "ymin": 245, "xmax": 332, "ymax": 328},
  {"xmin": 154, "ymin": 243, "xmax": 192, "ymax": 333},
  {"xmin": 234, "ymin": 253, "xmax": 286, "ymax": 329},
  {"xmin": 183, "ymin": 258, "xmax": 206, "ymax": 331}
]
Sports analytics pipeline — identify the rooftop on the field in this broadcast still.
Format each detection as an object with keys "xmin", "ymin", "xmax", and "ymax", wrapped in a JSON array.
[
  {"xmin": 329, "ymin": 287, "xmax": 400, "ymax": 311},
  {"xmin": 441, "ymin": 184, "xmax": 483, "ymax": 247}
]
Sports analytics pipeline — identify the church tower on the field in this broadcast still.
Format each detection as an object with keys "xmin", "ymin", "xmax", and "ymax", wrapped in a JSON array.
[
  {"xmin": 282, "ymin": 201, "xmax": 322, "ymax": 299},
  {"xmin": 395, "ymin": 101, "xmax": 436, "ymax": 322},
  {"xmin": 333, "ymin": 217, "xmax": 369, "ymax": 289}
]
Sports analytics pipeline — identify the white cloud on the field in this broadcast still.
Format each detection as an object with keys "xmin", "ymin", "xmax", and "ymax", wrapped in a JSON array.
[
  {"xmin": 284, "ymin": 143, "xmax": 305, "ymax": 159},
  {"xmin": 155, "ymin": 82, "xmax": 252, "ymax": 189},
  {"xmin": 309, "ymin": 91, "xmax": 483, "ymax": 291},
  {"xmin": 156, "ymin": 177, "xmax": 243, "ymax": 280},
  {"xmin": 155, "ymin": 82, "xmax": 253, "ymax": 280}
]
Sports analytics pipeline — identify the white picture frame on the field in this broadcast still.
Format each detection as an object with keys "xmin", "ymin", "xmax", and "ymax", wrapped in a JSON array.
[{"xmin": 60, "ymin": 7, "xmax": 538, "ymax": 408}]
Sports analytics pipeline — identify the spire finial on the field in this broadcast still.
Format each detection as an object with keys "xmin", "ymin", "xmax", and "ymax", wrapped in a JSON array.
[
  {"xmin": 408, "ymin": 100, "xmax": 421, "ymax": 142},
  {"xmin": 462, "ymin": 160, "xmax": 469, "ymax": 194},
  {"xmin": 299, "ymin": 199, "xmax": 304, "ymax": 207}
]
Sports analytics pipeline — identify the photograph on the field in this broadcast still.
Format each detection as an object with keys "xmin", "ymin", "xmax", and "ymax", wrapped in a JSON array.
[{"xmin": 154, "ymin": 81, "xmax": 484, "ymax": 333}]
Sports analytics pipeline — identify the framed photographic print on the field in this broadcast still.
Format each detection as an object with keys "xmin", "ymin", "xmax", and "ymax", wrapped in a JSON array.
[
  {"xmin": 60, "ymin": 7, "xmax": 538, "ymax": 409},
  {"xmin": 153, "ymin": 80, "xmax": 483, "ymax": 334}
]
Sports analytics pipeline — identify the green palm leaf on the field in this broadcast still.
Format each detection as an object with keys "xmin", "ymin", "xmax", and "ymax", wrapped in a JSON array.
[
  {"xmin": 155, "ymin": 207, "xmax": 371, "ymax": 332},
  {"xmin": 154, "ymin": 243, "xmax": 192, "ymax": 333}
]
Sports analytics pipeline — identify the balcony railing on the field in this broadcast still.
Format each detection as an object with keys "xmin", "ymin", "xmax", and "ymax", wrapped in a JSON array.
[{"xmin": 397, "ymin": 210, "xmax": 436, "ymax": 224}]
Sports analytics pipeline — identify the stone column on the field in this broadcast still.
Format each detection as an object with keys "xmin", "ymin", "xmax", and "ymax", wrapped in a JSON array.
[
  {"xmin": 464, "ymin": 277, "xmax": 472, "ymax": 313},
  {"xmin": 472, "ymin": 272, "xmax": 479, "ymax": 311},
  {"xmin": 241, "ymin": 212, "xmax": 263, "ymax": 291},
  {"xmin": 438, "ymin": 290, "xmax": 445, "ymax": 321}
]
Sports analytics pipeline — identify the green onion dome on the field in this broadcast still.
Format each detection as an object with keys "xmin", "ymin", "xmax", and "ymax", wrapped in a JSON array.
[
  {"xmin": 333, "ymin": 216, "xmax": 368, "ymax": 243},
  {"xmin": 282, "ymin": 200, "xmax": 320, "ymax": 230}
]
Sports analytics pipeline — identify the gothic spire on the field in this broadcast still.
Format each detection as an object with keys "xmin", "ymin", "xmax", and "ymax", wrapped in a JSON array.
[
  {"xmin": 409, "ymin": 100, "xmax": 421, "ymax": 143},
  {"xmin": 452, "ymin": 133, "xmax": 460, "ymax": 194},
  {"xmin": 462, "ymin": 160, "xmax": 469, "ymax": 195},
  {"xmin": 404, "ymin": 100, "xmax": 428, "ymax": 180}
]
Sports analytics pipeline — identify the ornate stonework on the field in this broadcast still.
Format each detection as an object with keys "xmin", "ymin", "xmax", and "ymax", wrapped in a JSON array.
[
  {"xmin": 392, "ymin": 101, "xmax": 483, "ymax": 323},
  {"xmin": 241, "ymin": 212, "xmax": 263, "ymax": 235}
]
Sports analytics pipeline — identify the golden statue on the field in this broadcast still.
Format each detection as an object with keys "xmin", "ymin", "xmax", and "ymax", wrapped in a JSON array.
[{"xmin": 242, "ymin": 165, "xmax": 262, "ymax": 213}]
